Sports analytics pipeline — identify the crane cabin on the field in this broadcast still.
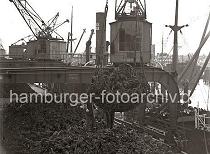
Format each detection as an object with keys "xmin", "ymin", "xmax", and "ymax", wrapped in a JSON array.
[{"xmin": 110, "ymin": 0, "xmax": 152, "ymax": 65}]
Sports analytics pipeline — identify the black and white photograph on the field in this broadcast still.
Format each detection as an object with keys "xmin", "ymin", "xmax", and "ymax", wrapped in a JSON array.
[{"xmin": 0, "ymin": 0, "xmax": 210, "ymax": 153}]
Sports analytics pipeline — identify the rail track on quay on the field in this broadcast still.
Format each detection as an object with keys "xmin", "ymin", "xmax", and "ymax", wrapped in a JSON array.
[{"xmin": 114, "ymin": 118, "xmax": 188, "ymax": 154}]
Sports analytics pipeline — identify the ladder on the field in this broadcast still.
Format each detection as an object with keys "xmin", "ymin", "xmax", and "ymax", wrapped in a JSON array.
[{"xmin": 195, "ymin": 108, "xmax": 210, "ymax": 132}]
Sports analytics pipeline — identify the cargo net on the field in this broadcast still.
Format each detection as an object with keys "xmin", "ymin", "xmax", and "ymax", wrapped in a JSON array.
[{"xmin": 88, "ymin": 64, "xmax": 150, "ymax": 112}]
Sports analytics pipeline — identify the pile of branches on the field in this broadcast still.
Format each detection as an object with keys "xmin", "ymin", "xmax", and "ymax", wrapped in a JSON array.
[
  {"xmin": 2, "ymin": 102, "xmax": 85, "ymax": 153},
  {"xmin": 27, "ymin": 125, "xmax": 177, "ymax": 154},
  {"xmin": 2, "ymin": 102, "xmax": 180, "ymax": 154},
  {"xmin": 1, "ymin": 67, "xmax": 180, "ymax": 154},
  {"xmin": 88, "ymin": 64, "xmax": 150, "ymax": 112}
]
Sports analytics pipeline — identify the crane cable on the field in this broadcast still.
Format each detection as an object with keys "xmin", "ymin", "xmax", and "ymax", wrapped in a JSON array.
[{"xmin": 105, "ymin": 0, "xmax": 108, "ymax": 18}]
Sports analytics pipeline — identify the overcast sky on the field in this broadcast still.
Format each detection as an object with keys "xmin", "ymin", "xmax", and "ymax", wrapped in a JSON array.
[{"xmin": 1, "ymin": 0, "xmax": 210, "ymax": 55}]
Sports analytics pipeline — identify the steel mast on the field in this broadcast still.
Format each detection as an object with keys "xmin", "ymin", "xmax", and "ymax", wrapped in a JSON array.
[
  {"xmin": 70, "ymin": 6, "xmax": 73, "ymax": 53},
  {"xmin": 165, "ymin": 0, "xmax": 188, "ymax": 80}
]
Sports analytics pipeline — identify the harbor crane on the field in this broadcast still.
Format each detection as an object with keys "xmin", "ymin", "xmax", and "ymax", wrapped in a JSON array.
[
  {"xmin": 74, "ymin": 29, "xmax": 86, "ymax": 54},
  {"xmin": 0, "ymin": 39, "xmax": 6, "ymax": 55},
  {"xmin": 11, "ymin": 35, "xmax": 34, "ymax": 46},
  {"xmin": 85, "ymin": 29, "xmax": 94, "ymax": 63},
  {"xmin": 0, "ymin": 39, "xmax": 4, "ymax": 50},
  {"xmin": 9, "ymin": 0, "xmax": 69, "ymax": 40}
]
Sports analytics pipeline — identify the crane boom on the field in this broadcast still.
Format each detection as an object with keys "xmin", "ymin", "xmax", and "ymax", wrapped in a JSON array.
[
  {"xmin": 9, "ymin": 0, "xmax": 47, "ymax": 39},
  {"xmin": 178, "ymin": 11, "xmax": 210, "ymax": 83},
  {"xmin": 190, "ymin": 52, "xmax": 210, "ymax": 96},
  {"xmin": 88, "ymin": 29, "xmax": 94, "ymax": 41},
  {"xmin": 74, "ymin": 29, "xmax": 86, "ymax": 54},
  {"xmin": 47, "ymin": 12, "xmax": 59, "ymax": 29},
  {"xmin": 44, "ymin": 12, "xmax": 60, "ymax": 36},
  {"xmin": 86, "ymin": 29, "xmax": 94, "ymax": 63},
  {"xmin": 9, "ymin": 0, "xmax": 68, "ymax": 40}
]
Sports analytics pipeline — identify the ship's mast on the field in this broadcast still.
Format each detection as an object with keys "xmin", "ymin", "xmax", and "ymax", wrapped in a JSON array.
[
  {"xmin": 161, "ymin": 34, "xmax": 164, "ymax": 66},
  {"xmin": 173, "ymin": 0, "xmax": 179, "ymax": 76},
  {"xmin": 165, "ymin": 0, "xmax": 188, "ymax": 80},
  {"xmin": 70, "ymin": 6, "xmax": 73, "ymax": 53}
]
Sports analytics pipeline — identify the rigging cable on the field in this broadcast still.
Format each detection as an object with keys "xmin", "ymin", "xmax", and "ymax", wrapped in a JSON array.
[{"xmin": 207, "ymin": 83, "xmax": 210, "ymax": 111}]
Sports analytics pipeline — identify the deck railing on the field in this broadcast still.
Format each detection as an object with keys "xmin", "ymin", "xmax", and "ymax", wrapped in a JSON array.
[
  {"xmin": 195, "ymin": 108, "xmax": 210, "ymax": 131},
  {"xmin": 0, "ymin": 53, "xmax": 96, "ymax": 65}
]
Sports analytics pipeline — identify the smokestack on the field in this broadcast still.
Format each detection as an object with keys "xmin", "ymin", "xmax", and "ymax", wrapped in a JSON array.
[{"xmin": 96, "ymin": 12, "xmax": 106, "ymax": 66}]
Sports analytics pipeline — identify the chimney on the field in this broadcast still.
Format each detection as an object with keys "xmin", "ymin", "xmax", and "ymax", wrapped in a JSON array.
[{"xmin": 96, "ymin": 12, "xmax": 106, "ymax": 66}]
